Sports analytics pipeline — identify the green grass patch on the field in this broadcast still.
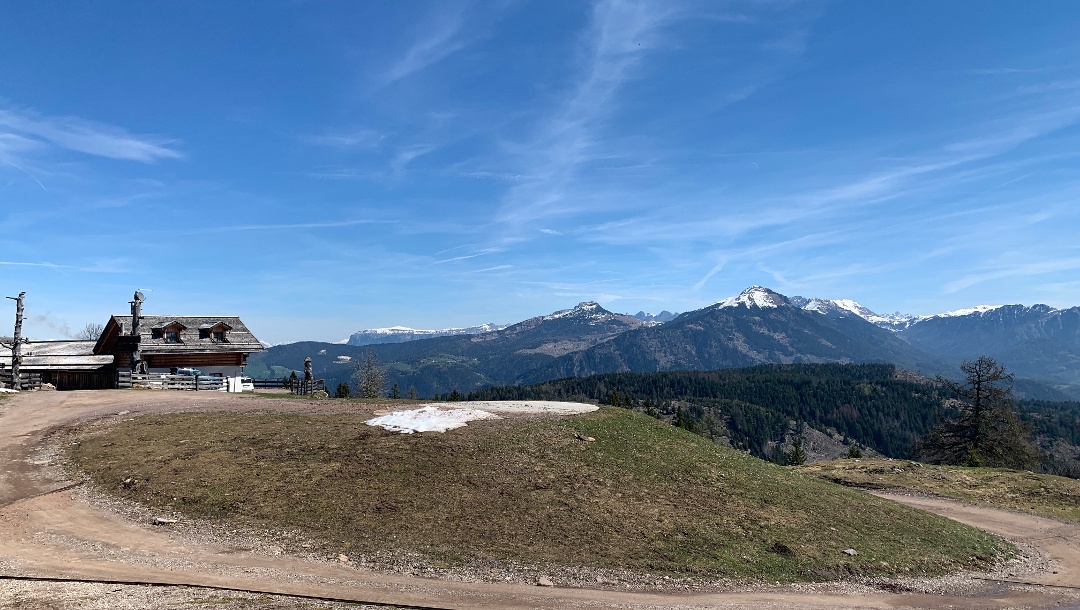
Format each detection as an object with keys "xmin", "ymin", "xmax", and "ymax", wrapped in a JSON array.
[
  {"xmin": 802, "ymin": 458, "xmax": 1080, "ymax": 522},
  {"xmin": 66, "ymin": 407, "xmax": 1007, "ymax": 581}
]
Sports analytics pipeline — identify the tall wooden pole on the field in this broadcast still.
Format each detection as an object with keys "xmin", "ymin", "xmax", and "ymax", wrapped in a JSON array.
[{"xmin": 6, "ymin": 292, "xmax": 25, "ymax": 390}]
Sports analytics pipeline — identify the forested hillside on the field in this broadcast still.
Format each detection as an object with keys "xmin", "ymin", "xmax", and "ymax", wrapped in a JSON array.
[{"xmin": 468, "ymin": 363, "xmax": 1080, "ymax": 473}]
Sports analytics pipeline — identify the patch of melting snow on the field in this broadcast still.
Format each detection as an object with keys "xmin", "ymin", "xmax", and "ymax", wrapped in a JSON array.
[
  {"xmin": 365, "ymin": 401, "xmax": 598, "ymax": 434},
  {"xmin": 366, "ymin": 406, "xmax": 501, "ymax": 434}
]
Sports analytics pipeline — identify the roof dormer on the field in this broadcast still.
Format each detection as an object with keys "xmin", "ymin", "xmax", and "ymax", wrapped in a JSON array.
[
  {"xmin": 199, "ymin": 321, "xmax": 233, "ymax": 342},
  {"xmin": 152, "ymin": 320, "xmax": 188, "ymax": 343}
]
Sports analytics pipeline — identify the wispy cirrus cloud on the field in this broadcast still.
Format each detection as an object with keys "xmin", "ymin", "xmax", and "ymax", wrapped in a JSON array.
[
  {"xmin": 964, "ymin": 66, "xmax": 1058, "ymax": 75},
  {"xmin": 383, "ymin": 4, "xmax": 475, "ymax": 84},
  {"xmin": 0, "ymin": 259, "xmax": 127, "ymax": 273},
  {"xmin": 0, "ymin": 106, "xmax": 182, "ymax": 162},
  {"xmin": 494, "ymin": 0, "xmax": 681, "ymax": 227},
  {"xmin": 390, "ymin": 144, "xmax": 436, "ymax": 178},
  {"xmin": 944, "ymin": 257, "xmax": 1080, "ymax": 294},
  {"xmin": 433, "ymin": 246, "xmax": 503, "ymax": 264},
  {"xmin": 302, "ymin": 128, "xmax": 383, "ymax": 149}
]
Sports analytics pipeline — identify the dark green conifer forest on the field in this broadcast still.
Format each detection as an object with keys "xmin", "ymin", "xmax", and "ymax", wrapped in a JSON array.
[{"xmin": 467, "ymin": 363, "xmax": 1080, "ymax": 475}]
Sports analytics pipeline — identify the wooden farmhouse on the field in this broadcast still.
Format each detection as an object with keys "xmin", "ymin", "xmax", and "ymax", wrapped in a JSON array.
[
  {"xmin": 94, "ymin": 292, "xmax": 264, "ymax": 376},
  {"xmin": 3, "ymin": 291, "xmax": 264, "ymax": 390},
  {"xmin": 94, "ymin": 315, "xmax": 264, "ymax": 375}
]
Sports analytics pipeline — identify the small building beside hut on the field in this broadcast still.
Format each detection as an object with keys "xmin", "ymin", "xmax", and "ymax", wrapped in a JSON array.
[{"xmin": 1, "ymin": 340, "xmax": 115, "ymax": 390}]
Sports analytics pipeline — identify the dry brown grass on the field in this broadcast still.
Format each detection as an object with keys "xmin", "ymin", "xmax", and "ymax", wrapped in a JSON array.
[{"xmin": 66, "ymin": 407, "xmax": 1007, "ymax": 581}]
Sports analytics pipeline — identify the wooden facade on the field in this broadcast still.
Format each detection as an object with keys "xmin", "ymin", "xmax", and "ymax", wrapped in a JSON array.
[
  {"xmin": 1, "ymin": 340, "xmax": 115, "ymax": 390},
  {"xmin": 143, "ymin": 352, "xmax": 246, "ymax": 369},
  {"xmin": 95, "ymin": 313, "xmax": 263, "ymax": 377},
  {"xmin": 40, "ymin": 370, "xmax": 114, "ymax": 390},
  {"xmin": 3, "ymin": 296, "xmax": 264, "ymax": 391}
]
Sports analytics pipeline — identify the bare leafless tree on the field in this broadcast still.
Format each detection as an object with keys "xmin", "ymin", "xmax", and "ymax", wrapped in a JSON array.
[
  {"xmin": 75, "ymin": 322, "xmax": 105, "ymax": 340},
  {"xmin": 352, "ymin": 350, "xmax": 386, "ymax": 398}
]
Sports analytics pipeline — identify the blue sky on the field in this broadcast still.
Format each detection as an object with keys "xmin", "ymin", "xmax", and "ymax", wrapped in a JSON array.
[{"xmin": 3, "ymin": 1, "xmax": 1080, "ymax": 343}]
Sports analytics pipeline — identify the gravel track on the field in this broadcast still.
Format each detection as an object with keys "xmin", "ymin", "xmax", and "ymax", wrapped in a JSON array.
[{"xmin": 1, "ymin": 389, "xmax": 1079, "ymax": 609}]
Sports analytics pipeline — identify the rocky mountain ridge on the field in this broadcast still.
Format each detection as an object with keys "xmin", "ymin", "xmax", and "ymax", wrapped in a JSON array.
[{"xmin": 250, "ymin": 286, "xmax": 1080, "ymax": 399}]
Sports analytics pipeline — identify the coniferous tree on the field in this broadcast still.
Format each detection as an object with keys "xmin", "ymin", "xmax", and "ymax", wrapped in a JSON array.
[
  {"xmin": 786, "ymin": 436, "xmax": 806, "ymax": 466},
  {"xmin": 919, "ymin": 356, "xmax": 1042, "ymax": 469},
  {"xmin": 334, "ymin": 382, "xmax": 351, "ymax": 398}
]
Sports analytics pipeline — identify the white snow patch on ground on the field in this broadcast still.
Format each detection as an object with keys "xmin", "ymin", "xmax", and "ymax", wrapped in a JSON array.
[
  {"xmin": 366, "ymin": 406, "xmax": 500, "ymax": 434},
  {"xmin": 460, "ymin": 400, "xmax": 599, "ymax": 415},
  {"xmin": 365, "ymin": 401, "xmax": 598, "ymax": 434},
  {"xmin": 0, "ymin": 388, "xmax": 17, "ymax": 394}
]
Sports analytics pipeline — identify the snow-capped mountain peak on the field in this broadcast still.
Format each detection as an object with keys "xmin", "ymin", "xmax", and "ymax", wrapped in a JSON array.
[
  {"xmin": 716, "ymin": 286, "xmax": 787, "ymax": 309},
  {"xmin": 542, "ymin": 301, "xmax": 607, "ymax": 321},
  {"xmin": 793, "ymin": 296, "xmax": 917, "ymax": 329},
  {"xmin": 930, "ymin": 305, "xmax": 1004, "ymax": 319},
  {"xmin": 632, "ymin": 310, "xmax": 678, "ymax": 324}
]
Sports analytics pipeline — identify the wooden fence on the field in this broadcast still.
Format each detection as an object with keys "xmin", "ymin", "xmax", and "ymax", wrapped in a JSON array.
[
  {"xmin": 113, "ymin": 373, "xmax": 304, "ymax": 393},
  {"xmin": 0, "ymin": 372, "xmax": 42, "ymax": 390},
  {"xmin": 253, "ymin": 378, "xmax": 287, "ymax": 389},
  {"xmin": 122, "ymin": 372, "xmax": 227, "ymax": 391},
  {"xmin": 289, "ymin": 379, "xmax": 326, "ymax": 395}
]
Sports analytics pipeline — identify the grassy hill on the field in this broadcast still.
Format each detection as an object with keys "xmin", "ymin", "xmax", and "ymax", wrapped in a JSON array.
[
  {"xmin": 67, "ymin": 404, "xmax": 1006, "ymax": 581},
  {"xmin": 802, "ymin": 458, "xmax": 1080, "ymax": 522}
]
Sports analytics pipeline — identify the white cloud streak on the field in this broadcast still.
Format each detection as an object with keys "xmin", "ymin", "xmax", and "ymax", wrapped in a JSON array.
[
  {"xmin": 0, "ymin": 107, "xmax": 182, "ymax": 162},
  {"xmin": 4, "ymin": 161, "xmax": 47, "ymax": 191},
  {"xmin": 303, "ymin": 129, "xmax": 383, "ymax": 149},
  {"xmin": 495, "ymin": 0, "xmax": 678, "ymax": 228},
  {"xmin": 944, "ymin": 257, "xmax": 1080, "ymax": 294},
  {"xmin": 383, "ymin": 6, "xmax": 472, "ymax": 84}
]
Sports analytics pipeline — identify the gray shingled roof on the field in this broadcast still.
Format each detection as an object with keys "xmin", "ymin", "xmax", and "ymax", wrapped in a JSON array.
[
  {"xmin": 107, "ymin": 315, "xmax": 264, "ymax": 355},
  {"xmin": 0, "ymin": 340, "xmax": 114, "ymax": 371}
]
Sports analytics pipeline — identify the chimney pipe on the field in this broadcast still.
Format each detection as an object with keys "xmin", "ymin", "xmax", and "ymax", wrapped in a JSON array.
[
  {"xmin": 130, "ymin": 290, "xmax": 144, "ymax": 335},
  {"xmin": 130, "ymin": 290, "xmax": 145, "ymax": 373}
]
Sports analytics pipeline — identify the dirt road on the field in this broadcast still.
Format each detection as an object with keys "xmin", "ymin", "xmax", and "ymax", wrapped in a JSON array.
[{"xmin": 1, "ymin": 390, "xmax": 1078, "ymax": 609}]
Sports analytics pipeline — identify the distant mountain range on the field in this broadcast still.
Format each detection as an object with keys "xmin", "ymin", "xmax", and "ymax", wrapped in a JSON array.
[
  {"xmin": 632, "ymin": 310, "xmax": 679, "ymax": 323},
  {"xmin": 346, "ymin": 323, "xmax": 508, "ymax": 346},
  {"xmin": 248, "ymin": 286, "xmax": 1080, "ymax": 399},
  {"xmin": 343, "ymin": 310, "xmax": 680, "ymax": 345}
]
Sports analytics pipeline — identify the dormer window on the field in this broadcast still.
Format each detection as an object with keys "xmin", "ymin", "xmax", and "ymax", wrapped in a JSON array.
[
  {"xmin": 199, "ymin": 322, "xmax": 232, "ymax": 343},
  {"xmin": 158, "ymin": 321, "xmax": 187, "ymax": 343}
]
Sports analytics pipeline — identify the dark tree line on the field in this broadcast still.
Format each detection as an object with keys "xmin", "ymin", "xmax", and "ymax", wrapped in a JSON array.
[
  {"xmin": 468, "ymin": 361, "xmax": 1077, "ymax": 474},
  {"xmin": 468, "ymin": 363, "xmax": 942, "ymax": 461}
]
